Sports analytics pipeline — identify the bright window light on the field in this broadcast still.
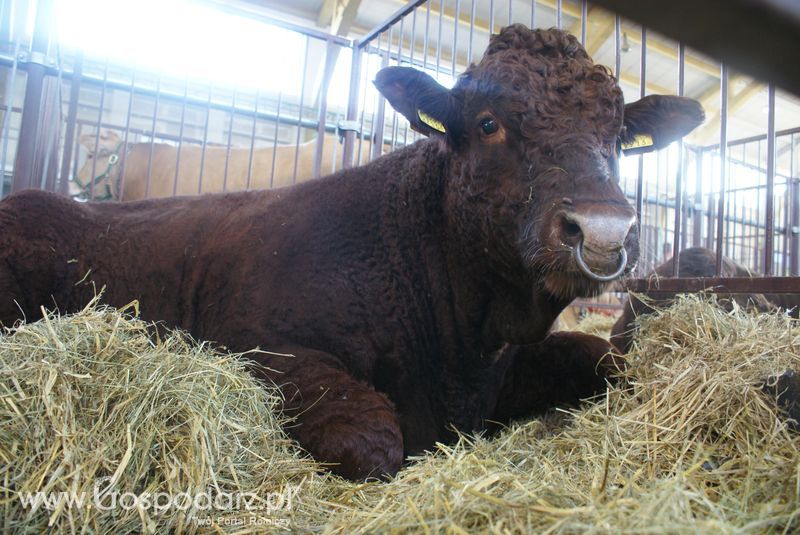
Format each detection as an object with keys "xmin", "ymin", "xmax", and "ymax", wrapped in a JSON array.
[{"xmin": 55, "ymin": 0, "xmax": 306, "ymax": 93}]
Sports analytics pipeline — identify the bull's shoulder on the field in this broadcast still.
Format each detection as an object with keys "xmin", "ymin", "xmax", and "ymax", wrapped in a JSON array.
[
  {"xmin": 1, "ymin": 189, "xmax": 84, "ymax": 223},
  {"xmin": 2, "ymin": 187, "xmax": 65, "ymax": 205}
]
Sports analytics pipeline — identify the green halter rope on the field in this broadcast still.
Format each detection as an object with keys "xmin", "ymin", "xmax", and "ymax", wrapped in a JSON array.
[{"xmin": 72, "ymin": 142, "xmax": 124, "ymax": 201}]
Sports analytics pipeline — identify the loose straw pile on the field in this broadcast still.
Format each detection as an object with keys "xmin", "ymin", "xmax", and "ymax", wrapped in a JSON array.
[{"xmin": 2, "ymin": 295, "xmax": 798, "ymax": 533}]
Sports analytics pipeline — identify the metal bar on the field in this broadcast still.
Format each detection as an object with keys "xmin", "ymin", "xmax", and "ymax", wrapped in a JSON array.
[
  {"xmin": 614, "ymin": 15, "xmax": 621, "ymax": 80},
  {"xmin": 386, "ymin": 22, "xmax": 397, "ymax": 153},
  {"xmin": 0, "ymin": 0, "xmax": 9, "ymax": 43},
  {"xmin": 680, "ymin": 158, "xmax": 689, "ymax": 251},
  {"xmin": 754, "ymin": 141, "xmax": 761, "ymax": 271},
  {"xmin": 435, "ymin": 0, "xmax": 443, "ymax": 77},
  {"xmin": 469, "ymin": 0, "xmax": 476, "ymax": 64},
  {"xmin": 172, "ymin": 77, "xmax": 189, "ymax": 197},
  {"xmin": 706, "ymin": 194, "xmax": 715, "ymax": 250},
  {"xmin": 626, "ymin": 276, "xmax": 800, "ymax": 294},
  {"xmin": 88, "ymin": 58, "xmax": 110, "ymax": 200},
  {"xmin": 343, "ymin": 46, "xmax": 362, "ymax": 170},
  {"xmin": 371, "ymin": 48, "xmax": 389, "ymax": 161},
  {"xmin": 12, "ymin": 0, "xmax": 29, "ymax": 47},
  {"xmin": 40, "ymin": 56, "xmax": 63, "ymax": 194},
  {"xmin": 653, "ymin": 146, "xmax": 660, "ymax": 264},
  {"xmin": 269, "ymin": 91, "xmax": 282, "ymax": 188},
  {"xmin": 783, "ymin": 169, "xmax": 790, "ymax": 276},
  {"xmin": 410, "ymin": 8, "xmax": 418, "ymax": 65},
  {"xmin": 489, "ymin": 0, "xmax": 495, "ymax": 34},
  {"xmin": 692, "ymin": 149, "xmax": 703, "ymax": 246},
  {"xmin": 198, "ymin": 83, "xmax": 212, "ymax": 194},
  {"xmin": 639, "ymin": 27, "xmax": 647, "ymax": 97},
  {"xmin": 390, "ymin": 17, "xmax": 404, "ymax": 150},
  {"xmin": 764, "ymin": 84, "xmax": 777, "ymax": 275},
  {"xmin": 671, "ymin": 42, "xmax": 685, "ymax": 276},
  {"xmin": 530, "ymin": 0, "xmax": 536, "ymax": 29},
  {"xmin": 715, "ymin": 65, "xmax": 729, "ymax": 275},
  {"xmin": 356, "ymin": 43, "xmax": 370, "ymax": 166},
  {"xmin": 734, "ymin": 203, "xmax": 751, "ymax": 266},
  {"xmin": 247, "ymin": 89, "xmax": 259, "ymax": 189},
  {"xmin": 201, "ymin": 0, "xmax": 353, "ymax": 47},
  {"xmin": 357, "ymin": 0, "xmax": 428, "ymax": 48},
  {"xmin": 792, "ymin": 134, "xmax": 799, "ymax": 276},
  {"xmin": 145, "ymin": 75, "xmax": 161, "ymax": 199},
  {"xmin": 314, "ymin": 40, "xmax": 336, "ymax": 178},
  {"xmin": 223, "ymin": 87, "xmax": 237, "ymax": 191},
  {"xmin": 292, "ymin": 37, "xmax": 310, "ymax": 183},
  {"xmin": 556, "ymin": 0, "xmax": 562, "ymax": 29},
  {"xmin": 634, "ymin": 27, "xmax": 646, "ymax": 261},
  {"xmin": 405, "ymin": 8, "xmax": 418, "ymax": 146},
  {"xmin": 581, "ymin": 0, "xmax": 587, "ymax": 45},
  {"xmin": 453, "ymin": 0, "xmax": 460, "ymax": 76},
  {"xmin": 116, "ymin": 69, "xmax": 137, "ymax": 200},
  {"xmin": 424, "ymin": 2, "xmax": 430, "ymax": 70},
  {"xmin": 59, "ymin": 53, "xmax": 82, "ymax": 195},
  {"xmin": 13, "ymin": 62, "xmax": 45, "ymax": 192},
  {"xmin": 0, "ymin": 41, "xmax": 20, "ymax": 195}
]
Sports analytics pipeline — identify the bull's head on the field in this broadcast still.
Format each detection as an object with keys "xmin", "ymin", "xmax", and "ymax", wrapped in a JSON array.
[
  {"xmin": 375, "ymin": 25, "xmax": 703, "ymax": 331},
  {"xmin": 70, "ymin": 130, "xmax": 124, "ymax": 201}
]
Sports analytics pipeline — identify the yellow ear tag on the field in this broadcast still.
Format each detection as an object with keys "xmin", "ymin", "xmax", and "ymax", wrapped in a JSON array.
[
  {"xmin": 417, "ymin": 110, "xmax": 447, "ymax": 133},
  {"xmin": 621, "ymin": 133, "xmax": 654, "ymax": 151}
]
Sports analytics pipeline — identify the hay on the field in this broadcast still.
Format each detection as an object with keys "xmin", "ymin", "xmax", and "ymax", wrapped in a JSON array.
[
  {"xmin": 316, "ymin": 295, "xmax": 800, "ymax": 533},
  {"xmin": 569, "ymin": 312, "xmax": 617, "ymax": 339},
  {"xmin": 3, "ymin": 295, "xmax": 800, "ymax": 533},
  {"xmin": 0, "ymin": 299, "xmax": 332, "ymax": 533}
]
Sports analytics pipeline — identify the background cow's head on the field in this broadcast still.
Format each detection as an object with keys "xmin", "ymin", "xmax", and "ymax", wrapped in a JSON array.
[
  {"xmin": 70, "ymin": 130, "xmax": 124, "ymax": 201},
  {"xmin": 376, "ymin": 25, "xmax": 704, "ymax": 318}
]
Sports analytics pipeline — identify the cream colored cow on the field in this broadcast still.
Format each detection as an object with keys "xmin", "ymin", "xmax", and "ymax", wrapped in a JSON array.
[{"xmin": 71, "ymin": 130, "xmax": 385, "ymax": 201}]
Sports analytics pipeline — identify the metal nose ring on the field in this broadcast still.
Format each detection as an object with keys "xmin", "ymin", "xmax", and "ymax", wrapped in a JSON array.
[{"xmin": 573, "ymin": 239, "xmax": 627, "ymax": 282}]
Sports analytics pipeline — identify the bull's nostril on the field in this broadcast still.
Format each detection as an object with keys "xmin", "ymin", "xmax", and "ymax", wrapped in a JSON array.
[
  {"xmin": 565, "ymin": 221, "xmax": 581, "ymax": 237},
  {"xmin": 560, "ymin": 218, "xmax": 582, "ymax": 245}
]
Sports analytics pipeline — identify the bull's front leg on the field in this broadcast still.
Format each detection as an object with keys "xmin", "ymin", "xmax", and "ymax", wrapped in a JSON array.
[
  {"xmin": 491, "ymin": 331, "xmax": 624, "ymax": 425},
  {"xmin": 251, "ymin": 346, "xmax": 403, "ymax": 481}
]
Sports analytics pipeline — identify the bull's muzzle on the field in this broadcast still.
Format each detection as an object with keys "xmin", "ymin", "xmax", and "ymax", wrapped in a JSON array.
[{"xmin": 555, "ymin": 202, "xmax": 637, "ymax": 282}]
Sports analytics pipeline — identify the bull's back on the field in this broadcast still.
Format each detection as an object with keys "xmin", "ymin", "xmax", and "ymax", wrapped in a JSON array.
[{"xmin": 0, "ymin": 189, "xmax": 268, "ymax": 329}]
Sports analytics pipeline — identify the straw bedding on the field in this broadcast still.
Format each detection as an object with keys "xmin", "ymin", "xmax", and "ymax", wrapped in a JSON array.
[{"xmin": 1, "ymin": 295, "xmax": 799, "ymax": 533}]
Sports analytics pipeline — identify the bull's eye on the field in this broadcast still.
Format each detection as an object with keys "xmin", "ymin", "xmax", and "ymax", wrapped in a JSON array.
[{"xmin": 479, "ymin": 117, "xmax": 499, "ymax": 135}]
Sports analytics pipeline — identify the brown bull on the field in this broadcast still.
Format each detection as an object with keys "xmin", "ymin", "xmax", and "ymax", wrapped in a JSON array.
[{"xmin": 1, "ymin": 26, "xmax": 704, "ymax": 480}]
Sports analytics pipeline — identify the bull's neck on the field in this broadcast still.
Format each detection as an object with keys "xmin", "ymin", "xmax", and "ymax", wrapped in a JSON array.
[{"xmin": 378, "ymin": 141, "xmax": 565, "ymax": 360}]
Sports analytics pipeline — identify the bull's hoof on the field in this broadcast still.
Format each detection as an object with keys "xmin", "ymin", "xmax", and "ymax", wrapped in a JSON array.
[{"xmin": 761, "ymin": 369, "xmax": 800, "ymax": 430}]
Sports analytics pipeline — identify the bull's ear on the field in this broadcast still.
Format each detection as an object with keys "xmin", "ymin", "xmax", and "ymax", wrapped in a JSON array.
[
  {"xmin": 621, "ymin": 95, "xmax": 705, "ymax": 155},
  {"xmin": 79, "ymin": 130, "xmax": 121, "ymax": 155},
  {"xmin": 374, "ymin": 66, "xmax": 458, "ymax": 139}
]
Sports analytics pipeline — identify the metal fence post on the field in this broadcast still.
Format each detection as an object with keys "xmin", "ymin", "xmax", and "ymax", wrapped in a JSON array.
[
  {"xmin": 343, "ymin": 45, "xmax": 362, "ymax": 169},
  {"xmin": 12, "ymin": 0, "xmax": 60, "ymax": 194}
]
